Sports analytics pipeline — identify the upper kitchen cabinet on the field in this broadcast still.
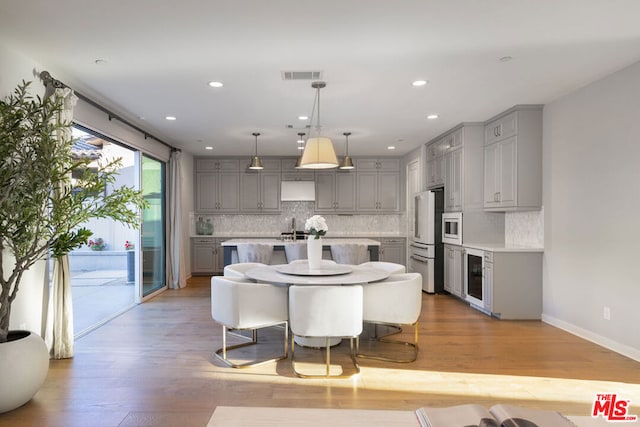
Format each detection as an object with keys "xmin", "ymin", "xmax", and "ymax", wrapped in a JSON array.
[
  {"xmin": 315, "ymin": 171, "xmax": 357, "ymax": 213},
  {"xmin": 281, "ymin": 157, "xmax": 314, "ymax": 181},
  {"xmin": 483, "ymin": 105, "xmax": 543, "ymax": 211},
  {"xmin": 426, "ymin": 124, "xmax": 484, "ymax": 212},
  {"xmin": 425, "ymin": 139, "xmax": 446, "ymax": 189},
  {"xmin": 240, "ymin": 170, "xmax": 281, "ymax": 213},
  {"xmin": 195, "ymin": 158, "xmax": 240, "ymax": 213},
  {"xmin": 356, "ymin": 158, "xmax": 401, "ymax": 172},
  {"xmin": 356, "ymin": 158, "xmax": 401, "ymax": 212}
]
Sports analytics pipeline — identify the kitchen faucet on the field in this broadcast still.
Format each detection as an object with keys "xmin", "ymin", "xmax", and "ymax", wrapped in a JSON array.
[{"xmin": 291, "ymin": 218, "xmax": 296, "ymax": 239}]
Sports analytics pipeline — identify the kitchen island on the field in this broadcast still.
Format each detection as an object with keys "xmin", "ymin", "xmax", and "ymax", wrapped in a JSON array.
[{"xmin": 221, "ymin": 238, "xmax": 381, "ymax": 267}]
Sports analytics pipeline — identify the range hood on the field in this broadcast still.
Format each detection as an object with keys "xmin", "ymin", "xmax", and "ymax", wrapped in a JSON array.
[{"xmin": 281, "ymin": 181, "xmax": 315, "ymax": 201}]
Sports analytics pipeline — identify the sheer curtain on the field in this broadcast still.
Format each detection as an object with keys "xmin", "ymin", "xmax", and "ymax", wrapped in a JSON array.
[
  {"xmin": 44, "ymin": 87, "xmax": 77, "ymax": 359},
  {"xmin": 167, "ymin": 150, "xmax": 186, "ymax": 289}
]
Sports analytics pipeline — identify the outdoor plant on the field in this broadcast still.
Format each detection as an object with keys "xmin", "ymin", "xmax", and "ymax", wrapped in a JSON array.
[
  {"xmin": 88, "ymin": 237, "xmax": 106, "ymax": 251},
  {"xmin": 0, "ymin": 80, "xmax": 147, "ymax": 343}
]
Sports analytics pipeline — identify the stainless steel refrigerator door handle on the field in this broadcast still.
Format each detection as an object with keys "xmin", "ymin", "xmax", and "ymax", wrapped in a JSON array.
[{"xmin": 410, "ymin": 255, "xmax": 429, "ymax": 264}]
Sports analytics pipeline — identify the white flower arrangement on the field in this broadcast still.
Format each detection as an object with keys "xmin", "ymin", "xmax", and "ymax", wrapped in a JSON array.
[{"xmin": 305, "ymin": 215, "xmax": 328, "ymax": 239}]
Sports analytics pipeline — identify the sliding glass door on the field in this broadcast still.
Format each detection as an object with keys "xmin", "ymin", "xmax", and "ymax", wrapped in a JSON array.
[{"xmin": 141, "ymin": 155, "xmax": 166, "ymax": 298}]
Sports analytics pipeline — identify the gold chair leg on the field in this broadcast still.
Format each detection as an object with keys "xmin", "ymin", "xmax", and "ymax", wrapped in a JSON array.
[
  {"xmin": 215, "ymin": 322, "xmax": 288, "ymax": 368},
  {"xmin": 291, "ymin": 335, "xmax": 360, "ymax": 379},
  {"xmin": 356, "ymin": 321, "xmax": 419, "ymax": 363}
]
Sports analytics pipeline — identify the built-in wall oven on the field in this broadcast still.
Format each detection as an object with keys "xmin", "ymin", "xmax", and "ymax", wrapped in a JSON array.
[
  {"xmin": 442, "ymin": 212, "xmax": 463, "ymax": 245},
  {"xmin": 464, "ymin": 248, "xmax": 492, "ymax": 315}
]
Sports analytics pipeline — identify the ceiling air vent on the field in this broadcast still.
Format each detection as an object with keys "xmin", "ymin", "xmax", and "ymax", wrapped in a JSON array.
[{"xmin": 281, "ymin": 71, "xmax": 323, "ymax": 81}]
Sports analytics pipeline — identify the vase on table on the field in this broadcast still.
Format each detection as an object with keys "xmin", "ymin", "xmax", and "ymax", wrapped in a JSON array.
[{"xmin": 307, "ymin": 236, "xmax": 323, "ymax": 270}]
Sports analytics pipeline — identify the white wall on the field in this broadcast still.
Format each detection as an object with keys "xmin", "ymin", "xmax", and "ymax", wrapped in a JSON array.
[{"xmin": 542, "ymin": 60, "xmax": 640, "ymax": 360}]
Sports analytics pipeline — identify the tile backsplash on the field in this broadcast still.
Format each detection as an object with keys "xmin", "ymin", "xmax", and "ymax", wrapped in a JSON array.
[
  {"xmin": 505, "ymin": 207, "xmax": 544, "ymax": 247},
  {"xmin": 207, "ymin": 202, "xmax": 404, "ymax": 236}
]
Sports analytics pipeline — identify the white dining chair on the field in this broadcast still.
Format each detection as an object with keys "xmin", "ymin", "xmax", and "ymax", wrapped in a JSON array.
[
  {"xmin": 211, "ymin": 276, "xmax": 288, "ymax": 368},
  {"xmin": 330, "ymin": 243, "xmax": 368, "ymax": 265},
  {"xmin": 236, "ymin": 243, "xmax": 274, "ymax": 264},
  {"xmin": 288, "ymin": 285, "xmax": 363, "ymax": 378},
  {"xmin": 223, "ymin": 262, "xmax": 266, "ymax": 280},
  {"xmin": 357, "ymin": 272, "xmax": 422, "ymax": 363},
  {"xmin": 358, "ymin": 261, "xmax": 406, "ymax": 275}
]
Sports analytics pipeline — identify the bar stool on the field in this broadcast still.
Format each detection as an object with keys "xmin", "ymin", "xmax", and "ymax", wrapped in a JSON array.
[
  {"xmin": 236, "ymin": 243, "xmax": 273, "ymax": 264},
  {"xmin": 284, "ymin": 242, "xmax": 307, "ymax": 263},
  {"xmin": 330, "ymin": 243, "xmax": 368, "ymax": 265}
]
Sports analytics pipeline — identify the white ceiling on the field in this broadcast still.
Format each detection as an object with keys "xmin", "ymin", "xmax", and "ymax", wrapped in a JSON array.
[{"xmin": 2, "ymin": 0, "xmax": 640, "ymax": 157}]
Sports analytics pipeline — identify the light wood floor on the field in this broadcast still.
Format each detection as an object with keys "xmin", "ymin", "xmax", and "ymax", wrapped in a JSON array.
[{"xmin": 1, "ymin": 276, "xmax": 639, "ymax": 426}]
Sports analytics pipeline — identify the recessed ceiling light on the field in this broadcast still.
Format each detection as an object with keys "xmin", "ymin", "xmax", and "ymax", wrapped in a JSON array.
[
  {"xmin": 427, "ymin": 114, "xmax": 439, "ymax": 120},
  {"xmin": 298, "ymin": 115, "xmax": 309, "ymax": 120},
  {"xmin": 165, "ymin": 116, "xmax": 177, "ymax": 121},
  {"xmin": 387, "ymin": 146, "xmax": 396, "ymax": 150},
  {"xmin": 208, "ymin": 81, "xmax": 224, "ymax": 88},
  {"xmin": 499, "ymin": 56, "xmax": 513, "ymax": 62},
  {"xmin": 411, "ymin": 80, "xmax": 428, "ymax": 87},
  {"xmin": 205, "ymin": 146, "xmax": 213, "ymax": 150}
]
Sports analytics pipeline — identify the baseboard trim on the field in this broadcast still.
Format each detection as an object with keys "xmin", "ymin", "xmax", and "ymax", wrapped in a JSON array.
[{"xmin": 542, "ymin": 313, "xmax": 640, "ymax": 363}]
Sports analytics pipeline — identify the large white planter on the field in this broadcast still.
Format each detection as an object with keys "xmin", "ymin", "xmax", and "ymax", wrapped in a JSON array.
[
  {"xmin": 0, "ymin": 331, "xmax": 49, "ymax": 413},
  {"xmin": 307, "ymin": 236, "xmax": 323, "ymax": 270}
]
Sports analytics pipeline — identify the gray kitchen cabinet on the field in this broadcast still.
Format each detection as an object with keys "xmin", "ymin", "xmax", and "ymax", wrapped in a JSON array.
[
  {"xmin": 356, "ymin": 158, "xmax": 401, "ymax": 172},
  {"xmin": 463, "ymin": 247, "xmax": 542, "ymax": 319},
  {"xmin": 444, "ymin": 148, "xmax": 463, "ymax": 211},
  {"xmin": 483, "ymin": 105, "xmax": 543, "ymax": 211},
  {"xmin": 195, "ymin": 158, "xmax": 240, "ymax": 213},
  {"xmin": 240, "ymin": 171, "xmax": 281, "ymax": 213},
  {"xmin": 356, "ymin": 170, "xmax": 401, "ymax": 212},
  {"xmin": 192, "ymin": 238, "xmax": 225, "ymax": 274},
  {"xmin": 444, "ymin": 244, "xmax": 464, "ymax": 298},
  {"xmin": 379, "ymin": 237, "xmax": 406, "ymax": 265},
  {"xmin": 280, "ymin": 158, "xmax": 314, "ymax": 181},
  {"xmin": 427, "ymin": 123, "xmax": 484, "ymax": 212},
  {"xmin": 196, "ymin": 171, "xmax": 240, "ymax": 213},
  {"xmin": 315, "ymin": 171, "xmax": 356, "ymax": 212},
  {"xmin": 425, "ymin": 140, "xmax": 446, "ymax": 189}
]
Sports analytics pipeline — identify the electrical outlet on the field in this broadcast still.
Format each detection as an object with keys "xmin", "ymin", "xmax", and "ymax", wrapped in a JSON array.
[{"xmin": 603, "ymin": 306, "xmax": 611, "ymax": 320}]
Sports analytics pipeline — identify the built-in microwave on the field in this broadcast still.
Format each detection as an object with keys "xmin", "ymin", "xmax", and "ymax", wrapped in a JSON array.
[{"xmin": 442, "ymin": 212, "xmax": 462, "ymax": 245}]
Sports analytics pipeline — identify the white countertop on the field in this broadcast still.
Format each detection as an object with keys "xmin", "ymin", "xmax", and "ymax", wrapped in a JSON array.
[
  {"xmin": 221, "ymin": 238, "xmax": 381, "ymax": 246},
  {"xmin": 463, "ymin": 242, "xmax": 544, "ymax": 252}
]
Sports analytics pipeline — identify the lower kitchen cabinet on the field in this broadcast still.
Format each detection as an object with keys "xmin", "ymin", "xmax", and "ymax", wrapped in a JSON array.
[
  {"xmin": 378, "ymin": 237, "xmax": 406, "ymax": 265},
  {"xmin": 191, "ymin": 238, "xmax": 225, "ymax": 274},
  {"xmin": 444, "ymin": 244, "xmax": 464, "ymax": 298}
]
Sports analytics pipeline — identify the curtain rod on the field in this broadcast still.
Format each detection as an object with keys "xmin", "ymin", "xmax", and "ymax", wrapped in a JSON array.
[{"xmin": 39, "ymin": 70, "xmax": 178, "ymax": 152}]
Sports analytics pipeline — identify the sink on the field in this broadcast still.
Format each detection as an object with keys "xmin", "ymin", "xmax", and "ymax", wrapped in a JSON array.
[{"xmin": 281, "ymin": 231, "xmax": 308, "ymax": 240}]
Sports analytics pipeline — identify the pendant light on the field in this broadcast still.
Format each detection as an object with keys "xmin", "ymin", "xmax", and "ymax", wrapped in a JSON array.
[
  {"xmin": 248, "ymin": 132, "xmax": 264, "ymax": 170},
  {"xmin": 294, "ymin": 132, "xmax": 305, "ymax": 169},
  {"xmin": 299, "ymin": 81, "xmax": 338, "ymax": 169},
  {"xmin": 339, "ymin": 132, "xmax": 355, "ymax": 170}
]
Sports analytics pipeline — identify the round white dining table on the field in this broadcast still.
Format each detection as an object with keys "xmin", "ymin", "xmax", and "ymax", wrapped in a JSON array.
[
  {"xmin": 245, "ymin": 263, "xmax": 390, "ymax": 285},
  {"xmin": 245, "ymin": 262, "xmax": 390, "ymax": 348}
]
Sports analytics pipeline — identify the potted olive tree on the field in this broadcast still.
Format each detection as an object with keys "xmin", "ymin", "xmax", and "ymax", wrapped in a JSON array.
[{"xmin": 0, "ymin": 81, "xmax": 146, "ymax": 412}]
